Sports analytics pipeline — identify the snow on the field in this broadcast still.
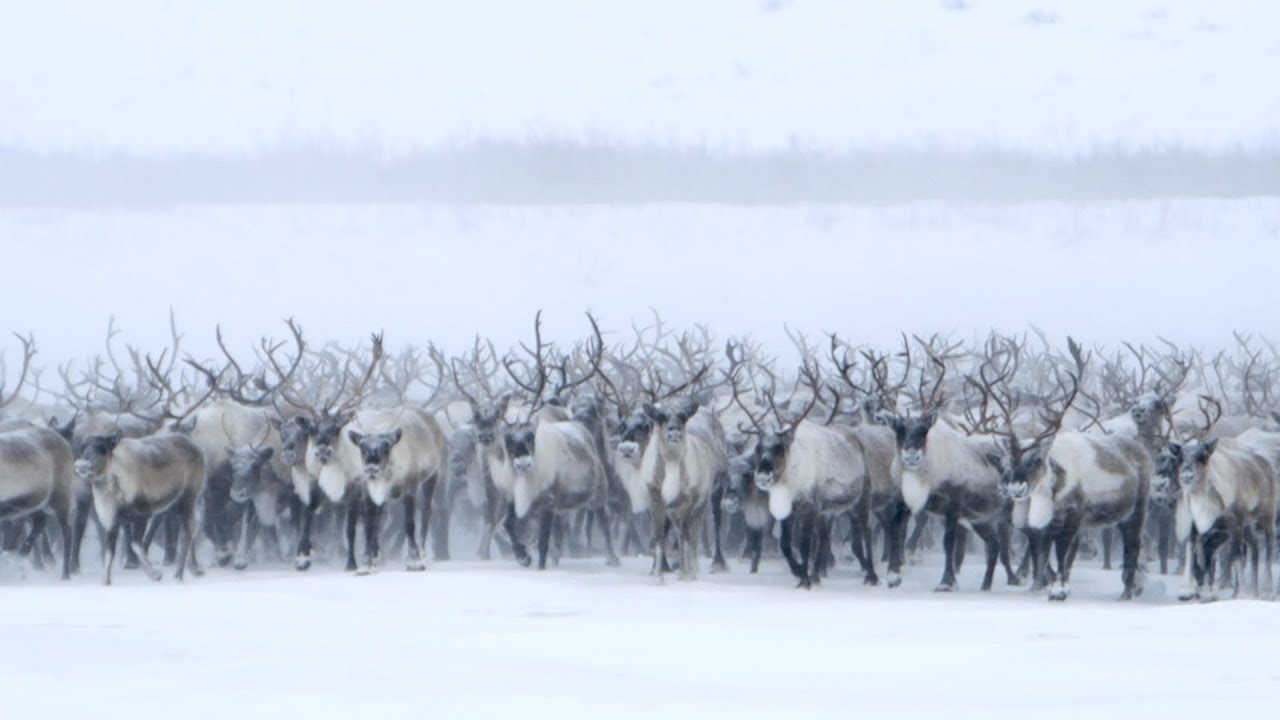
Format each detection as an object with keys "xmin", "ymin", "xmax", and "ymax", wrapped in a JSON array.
[
  {"xmin": 2, "ymin": 555, "xmax": 1275, "ymax": 718},
  {"xmin": 2, "ymin": 198, "xmax": 1277, "ymax": 367},
  {"xmin": 2, "ymin": 1, "xmax": 1278, "ymax": 154}
]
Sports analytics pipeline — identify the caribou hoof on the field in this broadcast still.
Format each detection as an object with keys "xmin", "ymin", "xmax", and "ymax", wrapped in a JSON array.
[
  {"xmin": 863, "ymin": 575, "xmax": 879, "ymax": 587},
  {"xmin": 1047, "ymin": 584, "xmax": 1070, "ymax": 602},
  {"xmin": 1006, "ymin": 575, "xmax": 1023, "ymax": 587},
  {"xmin": 354, "ymin": 567, "xmax": 375, "ymax": 576},
  {"xmin": 1177, "ymin": 589, "xmax": 1199, "ymax": 602},
  {"xmin": 515, "ymin": 553, "xmax": 532, "ymax": 568},
  {"xmin": 710, "ymin": 559, "xmax": 727, "ymax": 573},
  {"xmin": 933, "ymin": 582, "xmax": 956, "ymax": 593},
  {"xmin": 214, "ymin": 551, "xmax": 232, "ymax": 568},
  {"xmin": 144, "ymin": 568, "xmax": 163, "ymax": 582},
  {"xmin": 606, "ymin": 556, "xmax": 622, "ymax": 568},
  {"xmin": 294, "ymin": 556, "xmax": 312, "ymax": 572},
  {"xmin": 233, "ymin": 558, "xmax": 249, "ymax": 571},
  {"xmin": 406, "ymin": 561, "xmax": 426, "ymax": 572},
  {"xmin": 886, "ymin": 573, "xmax": 902, "ymax": 589},
  {"xmin": 344, "ymin": 559, "xmax": 358, "ymax": 572},
  {"xmin": 123, "ymin": 557, "xmax": 141, "ymax": 570}
]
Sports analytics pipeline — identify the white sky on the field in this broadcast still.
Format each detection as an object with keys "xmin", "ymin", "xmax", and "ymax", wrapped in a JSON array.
[{"xmin": 1, "ymin": 0, "xmax": 1277, "ymax": 154}]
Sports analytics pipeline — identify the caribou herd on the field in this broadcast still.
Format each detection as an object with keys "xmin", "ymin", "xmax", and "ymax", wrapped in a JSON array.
[{"xmin": 3, "ymin": 313, "xmax": 1280, "ymax": 603}]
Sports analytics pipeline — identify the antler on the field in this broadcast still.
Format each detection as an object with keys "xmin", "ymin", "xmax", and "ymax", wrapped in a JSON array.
[{"xmin": 0, "ymin": 332, "xmax": 37, "ymax": 409}]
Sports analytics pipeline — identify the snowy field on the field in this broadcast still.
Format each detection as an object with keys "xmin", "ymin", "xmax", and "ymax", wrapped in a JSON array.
[
  {"xmin": 2, "ymin": 197, "xmax": 1277, "ymax": 364},
  {"xmin": 3, "ymin": 554, "xmax": 1277, "ymax": 719}
]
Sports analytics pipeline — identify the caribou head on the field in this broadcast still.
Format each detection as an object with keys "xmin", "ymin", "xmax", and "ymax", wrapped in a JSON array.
[
  {"xmin": 273, "ymin": 415, "xmax": 314, "ymax": 467},
  {"xmin": 228, "ymin": 445, "xmax": 275, "ymax": 503},
  {"xmin": 503, "ymin": 421, "xmax": 537, "ymax": 473},
  {"xmin": 348, "ymin": 428, "xmax": 404, "ymax": 504},
  {"xmin": 74, "ymin": 431, "xmax": 123, "ymax": 484}
]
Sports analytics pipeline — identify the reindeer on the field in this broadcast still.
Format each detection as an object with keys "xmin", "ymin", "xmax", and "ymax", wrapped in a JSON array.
[
  {"xmin": 730, "ymin": 355, "xmax": 873, "ymax": 589},
  {"xmin": 73, "ymin": 430, "xmax": 204, "ymax": 585},
  {"xmin": 598, "ymin": 327, "xmax": 726, "ymax": 579},
  {"xmin": 450, "ymin": 321, "xmax": 573, "ymax": 561},
  {"xmin": 887, "ymin": 334, "xmax": 1025, "ymax": 592},
  {"xmin": 281, "ymin": 332, "xmax": 386, "ymax": 571},
  {"xmin": 994, "ymin": 338, "xmax": 1150, "ymax": 601},
  {"xmin": 492, "ymin": 312, "xmax": 619, "ymax": 570},
  {"xmin": 346, "ymin": 407, "xmax": 448, "ymax": 572},
  {"xmin": 1160, "ymin": 398, "xmax": 1278, "ymax": 601}
]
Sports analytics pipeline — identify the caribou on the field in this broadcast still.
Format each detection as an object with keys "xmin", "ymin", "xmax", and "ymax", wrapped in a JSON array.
[{"xmin": 73, "ymin": 430, "xmax": 205, "ymax": 585}]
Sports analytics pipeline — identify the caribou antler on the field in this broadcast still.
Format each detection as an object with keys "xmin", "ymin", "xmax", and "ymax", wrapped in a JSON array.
[{"xmin": 0, "ymin": 332, "xmax": 37, "ymax": 409}]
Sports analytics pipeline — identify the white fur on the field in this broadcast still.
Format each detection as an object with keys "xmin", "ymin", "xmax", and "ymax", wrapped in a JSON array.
[{"xmin": 901, "ymin": 469, "xmax": 931, "ymax": 515}]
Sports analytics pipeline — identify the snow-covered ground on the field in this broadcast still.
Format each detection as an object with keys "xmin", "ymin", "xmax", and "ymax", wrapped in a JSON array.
[
  {"xmin": 3, "ymin": 198, "xmax": 1277, "ymax": 365},
  {"xmin": 3, "ymin": 1, "xmax": 1278, "ymax": 154},
  {"xmin": 2, "ymin": 553, "xmax": 1274, "ymax": 719}
]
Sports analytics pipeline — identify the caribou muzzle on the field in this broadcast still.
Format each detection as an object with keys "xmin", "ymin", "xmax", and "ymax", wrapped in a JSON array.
[
  {"xmin": 754, "ymin": 472, "xmax": 776, "ymax": 491},
  {"xmin": 1004, "ymin": 481, "xmax": 1029, "ymax": 500},
  {"xmin": 721, "ymin": 492, "xmax": 741, "ymax": 513},
  {"xmin": 73, "ymin": 459, "xmax": 96, "ymax": 480},
  {"xmin": 617, "ymin": 441, "xmax": 640, "ymax": 460},
  {"xmin": 513, "ymin": 455, "xmax": 534, "ymax": 472},
  {"xmin": 314, "ymin": 445, "xmax": 335, "ymax": 464},
  {"xmin": 901, "ymin": 450, "xmax": 925, "ymax": 471}
]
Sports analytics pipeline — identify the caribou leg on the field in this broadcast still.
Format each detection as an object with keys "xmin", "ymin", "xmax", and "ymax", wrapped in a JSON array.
[
  {"xmin": 747, "ymin": 527, "xmax": 764, "ymax": 573},
  {"xmin": 709, "ymin": 484, "xmax": 727, "ymax": 573},
  {"xmin": 234, "ymin": 503, "xmax": 255, "ymax": 570},
  {"xmin": 997, "ymin": 521, "xmax": 1021, "ymax": 586},
  {"xmin": 535, "ymin": 506, "xmax": 555, "ymax": 570},
  {"xmin": 648, "ymin": 486, "xmax": 668, "ymax": 581},
  {"xmin": 430, "ymin": 472, "xmax": 453, "ymax": 562},
  {"xmin": 129, "ymin": 518, "xmax": 164, "ymax": 582},
  {"xmin": 101, "ymin": 523, "xmax": 121, "ymax": 586},
  {"xmin": 1117, "ymin": 501, "xmax": 1146, "ymax": 600},
  {"xmin": 852, "ymin": 496, "xmax": 878, "ymax": 586},
  {"xmin": 503, "ymin": 502, "xmax": 532, "ymax": 567},
  {"xmin": 1101, "ymin": 527, "xmax": 1114, "ymax": 570},
  {"xmin": 1178, "ymin": 533, "xmax": 1200, "ymax": 601},
  {"xmin": 596, "ymin": 505, "xmax": 621, "ymax": 567},
  {"xmin": 362, "ymin": 497, "xmax": 383, "ymax": 571},
  {"xmin": 936, "ymin": 512, "xmax": 959, "ymax": 592},
  {"xmin": 971, "ymin": 521, "xmax": 1001, "ymax": 591},
  {"xmin": 343, "ymin": 502, "xmax": 359, "ymax": 572},
  {"xmin": 1048, "ymin": 519, "xmax": 1081, "ymax": 601},
  {"xmin": 478, "ymin": 480, "xmax": 502, "ymax": 560},
  {"xmin": 417, "ymin": 473, "xmax": 440, "ymax": 567},
  {"xmin": 880, "ymin": 499, "xmax": 909, "ymax": 588},
  {"xmin": 294, "ymin": 495, "xmax": 317, "ymax": 571},
  {"xmin": 402, "ymin": 490, "xmax": 424, "ymax": 572},
  {"xmin": 174, "ymin": 492, "xmax": 201, "ymax": 581},
  {"xmin": 68, "ymin": 494, "xmax": 91, "ymax": 576},
  {"xmin": 779, "ymin": 516, "xmax": 805, "ymax": 581}
]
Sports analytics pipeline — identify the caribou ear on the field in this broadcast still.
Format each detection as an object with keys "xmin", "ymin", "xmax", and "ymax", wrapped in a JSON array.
[
  {"xmin": 389, "ymin": 428, "xmax": 404, "ymax": 447},
  {"xmin": 105, "ymin": 431, "xmax": 123, "ymax": 451},
  {"xmin": 1271, "ymin": 411, "xmax": 1280, "ymax": 427},
  {"xmin": 348, "ymin": 430, "xmax": 364, "ymax": 446},
  {"xmin": 1204, "ymin": 437, "xmax": 1218, "ymax": 454},
  {"xmin": 922, "ymin": 410, "xmax": 938, "ymax": 428},
  {"xmin": 337, "ymin": 410, "xmax": 355, "ymax": 427},
  {"xmin": 642, "ymin": 402, "xmax": 658, "ymax": 420},
  {"xmin": 270, "ymin": 417, "xmax": 283, "ymax": 431},
  {"xmin": 259, "ymin": 447, "xmax": 275, "ymax": 461},
  {"xmin": 1167, "ymin": 441, "xmax": 1182, "ymax": 458}
]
